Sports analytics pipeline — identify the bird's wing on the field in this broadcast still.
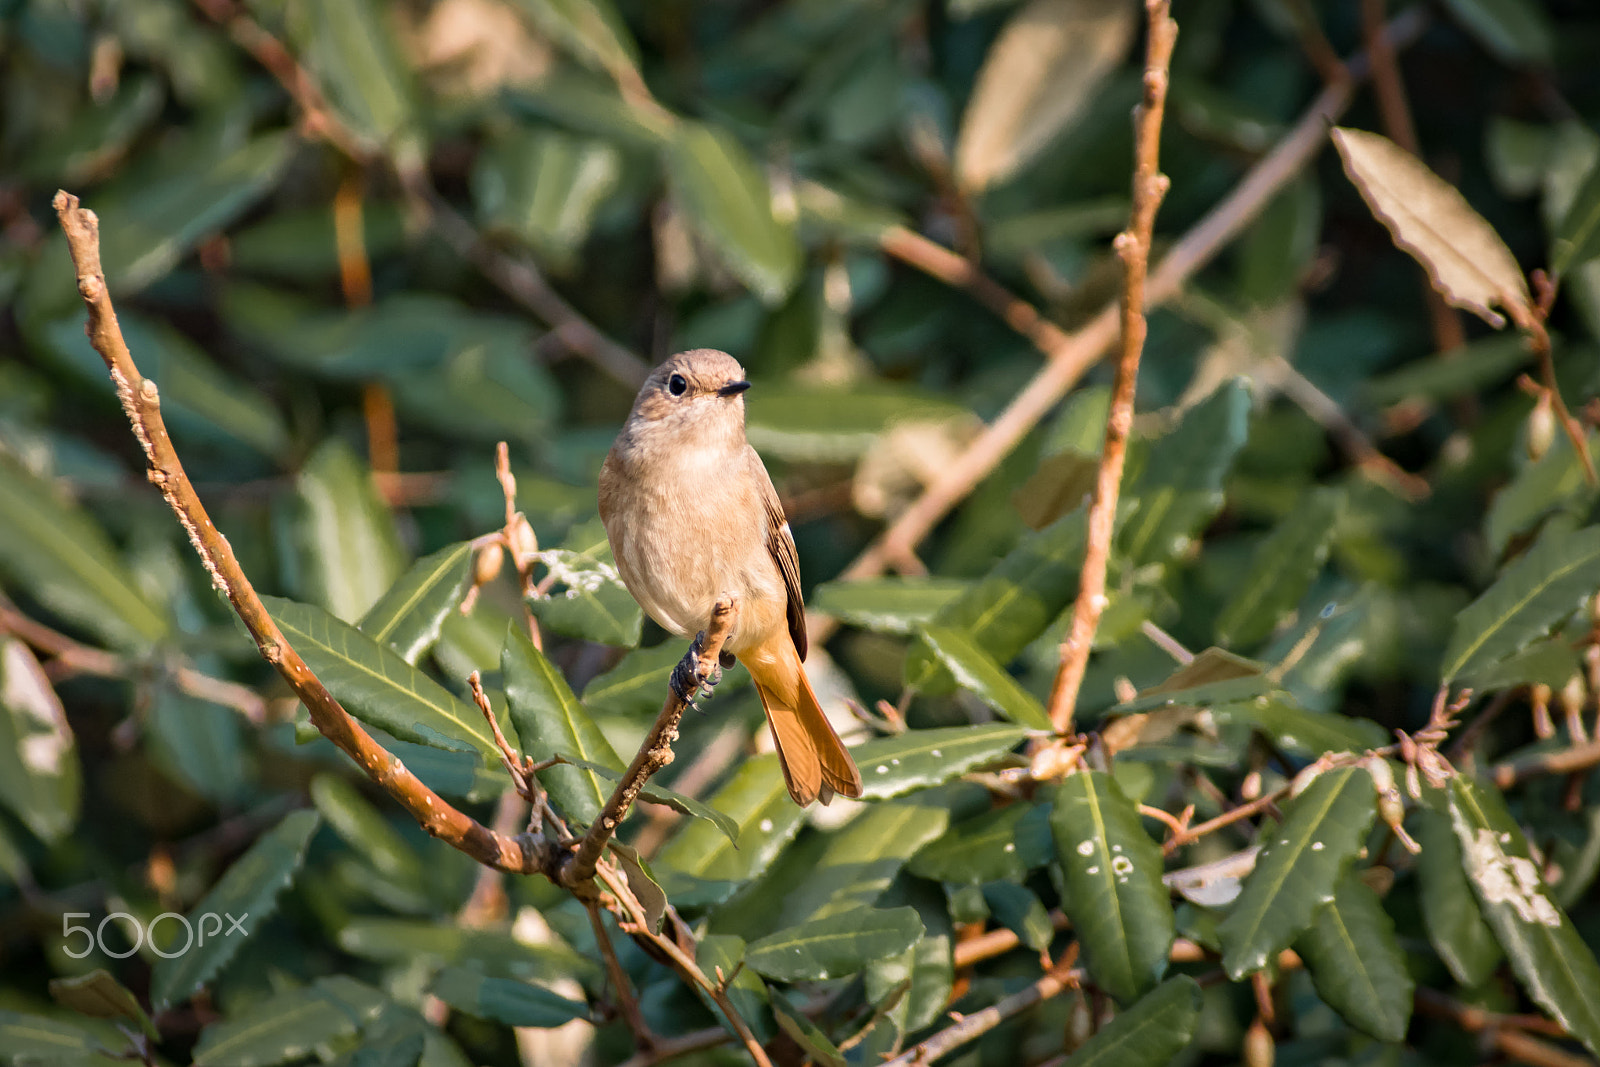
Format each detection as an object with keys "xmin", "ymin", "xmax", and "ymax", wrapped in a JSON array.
[{"xmin": 751, "ymin": 445, "xmax": 807, "ymax": 661}]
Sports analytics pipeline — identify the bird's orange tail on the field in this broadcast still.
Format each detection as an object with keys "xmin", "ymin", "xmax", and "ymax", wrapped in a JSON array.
[{"xmin": 745, "ymin": 640, "xmax": 862, "ymax": 806}]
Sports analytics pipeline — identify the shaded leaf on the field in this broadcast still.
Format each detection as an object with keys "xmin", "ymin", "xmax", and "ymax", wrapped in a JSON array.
[
  {"xmin": 779, "ymin": 799, "xmax": 951, "ymax": 925},
  {"xmin": 851, "ymin": 724, "xmax": 1030, "ymax": 799},
  {"xmin": 0, "ymin": 1010, "xmax": 115, "ymax": 1061},
  {"xmin": 150, "ymin": 810, "xmax": 321, "ymax": 1011},
  {"xmin": 1211, "ymin": 695, "xmax": 1389, "ymax": 760},
  {"xmin": 0, "ymin": 638, "xmax": 81, "ymax": 843},
  {"xmin": 745, "ymin": 906, "xmax": 924, "ymax": 982},
  {"xmin": 809, "ymin": 577, "xmax": 968, "ymax": 635},
  {"xmin": 1484, "ymin": 431, "xmax": 1598, "ymax": 558},
  {"xmin": 1215, "ymin": 487, "xmax": 1343, "ymax": 648},
  {"xmin": 293, "ymin": 439, "xmax": 406, "ymax": 624},
  {"xmin": 192, "ymin": 977, "xmax": 384, "ymax": 1067},
  {"xmin": 910, "ymin": 802, "xmax": 1053, "ymax": 885},
  {"xmin": 0, "ymin": 458, "xmax": 169, "ymax": 652},
  {"xmin": 864, "ymin": 920, "xmax": 953, "ymax": 1034},
  {"xmin": 1294, "ymin": 875, "xmax": 1413, "ymax": 1042},
  {"xmin": 1440, "ymin": 0, "xmax": 1553, "ymax": 66},
  {"xmin": 1013, "ymin": 449, "xmax": 1099, "ymax": 531},
  {"xmin": 656, "ymin": 754, "xmax": 804, "ymax": 883},
  {"xmin": 920, "ymin": 625, "xmax": 1052, "ymax": 729},
  {"xmin": 1552, "ymin": 152, "xmax": 1600, "ymax": 278},
  {"xmin": 310, "ymin": 774, "xmax": 425, "ymax": 889},
  {"xmin": 955, "ymin": 0, "xmax": 1138, "ymax": 192},
  {"xmin": 665, "ymin": 121, "xmax": 801, "ymax": 304},
  {"xmin": 48, "ymin": 969, "xmax": 157, "ymax": 1040},
  {"xmin": 358, "ymin": 542, "xmax": 475, "ymax": 665},
  {"xmin": 560, "ymin": 754, "xmax": 739, "ymax": 843},
  {"xmin": 1118, "ymin": 648, "xmax": 1272, "ymax": 712},
  {"xmin": 1218, "ymin": 766, "xmax": 1377, "ymax": 978},
  {"xmin": 1448, "ymin": 777, "xmax": 1600, "ymax": 1056},
  {"xmin": 770, "ymin": 988, "xmax": 846, "ymax": 1067},
  {"xmin": 288, "ymin": 0, "xmax": 416, "ymax": 152},
  {"xmin": 1052, "ymin": 772, "xmax": 1174, "ymax": 1003},
  {"xmin": 1441, "ymin": 524, "xmax": 1600, "ymax": 682},
  {"xmin": 266, "ymin": 596, "xmax": 499, "ymax": 762},
  {"xmin": 1332, "ymin": 127, "xmax": 1532, "ymax": 329},
  {"xmin": 474, "ymin": 127, "xmax": 621, "ymax": 267},
  {"xmin": 696, "ymin": 935, "xmax": 774, "ymax": 1044},
  {"xmin": 514, "ymin": 0, "xmax": 640, "ymax": 83},
  {"xmin": 338, "ymin": 918, "xmax": 594, "ymax": 979},
  {"xmin": 428, "ymin": 967, "xmax": 589, "ymax": 1029},
  {"xmin": 983, "ymin": 881, "xmax": 1055, "ymax": 952},
  {"xmin": 1061, "ymin": 976, "xmax": 1203, "ymax": 1067}
]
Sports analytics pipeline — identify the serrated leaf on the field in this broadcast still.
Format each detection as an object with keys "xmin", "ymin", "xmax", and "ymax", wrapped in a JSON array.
[
  {"xmin": 192, "ymin": 977, "xmax": 383, "ymax": 1067},
  {"xmin": 48, "ymin": 969, "xmax": 157, "ymax": 1040},
  {"xmin": 919, "ymin": 625, "xmax": 1052, "ymax": 729},
  {"xmin": 1061, "ymin": 976, "xmax": 1203, "ymax": 1067},
  {"xmin": 266, "ymin": 596, "xmax": 499, "ymax": 762},
  {"xmin": 1442, "ymin": 524, "xmax": 1600, "ymax": 682},
  {"xmin": 502, "ymin": 627, "xmax": 623, "ymax": 826},
  {"xmin": 955, "ymin": 0, "xmax": 1138, "ymax": 192},
  {"xmin": 358, "ymin": 542, "xmax": 475, "ymax": 665},
  {"xmin": 0, "ymin": 458, "xmax": 169, "ymax": 652},
  {"xmin": 150, "ymin": 810, "xmax": 321, "ymax": 1011},
  {"xmin": 1294, "ymin": 874, "xmax": 1413, "ymax": 1042},
  {"xmin": 809, "ymin": 577, "xmax": 968, "ymax": 635},
  {"xmin": 745, "ymin": 906, "xmax": 924, "ymax": 981},
  {"xmin": 0, "ymin": 638, "xmax": 81, "ymax": 843},
  {"xmin": 851, "ymin": 724, "xmax": 1030, "ymax": 799},
  {"xmin": 1215, "ymin": 487, "xmax": 1344, "ymax": 648},
  {"xmin": 666, "ymin": 121, "xmax": 800, "ymax": 304},
  {"xmin": 528, "ymin": 547, "xmax": 642, "ymax": 647},
  {"xmin": 1332, "ymin": 127, "xmax": 1532, "ymax": 329},
  {"xmin": 910, "ymin": 802, "xmax": 1053, "ymax": 885},
  {"xmin": 1120, "ymin": 380, "xmax": 1252, "ymax": 565},
  {"xmin": 428, "ymin": 968, "xmax": 589, "ymax": 1029},
  {"xmin": 294, "ymin": 439, "xmax": 407, "ymax": 624},
  {"xmin": 1440, "ymin": 0, "xmax": 1553, "ymax": 66},
  {"xmin": 907, "ymin": 509, "xmax": 1086, "ymax": 692},
  {"xmin": 656, "ymin": 754, "xmax": 805, "ymax": 883},
  {"xmin": 1218, "ymin": 766, "xmax": 1377, "ymax": 978},
  {"xmin": 559, "ymin": 754, "xmax": 738, "ymax": 843},
  {"xmin": 1051, "ymin": 772, "xmax": 1173, "ymax": 1003},
  {"xmin": 1448, "ymin": 777, "xmax": 1600, "ymax": 1055}
]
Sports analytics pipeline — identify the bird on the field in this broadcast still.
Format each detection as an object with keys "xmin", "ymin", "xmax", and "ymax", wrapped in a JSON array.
[{"xmin": 598, "ymin": 349, "xmax": 863, "ymax": 806}]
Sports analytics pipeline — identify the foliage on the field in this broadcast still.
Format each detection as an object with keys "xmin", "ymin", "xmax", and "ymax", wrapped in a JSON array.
[{"xmin": 3, "ymin": 0, "xmax": 1600, "ymax": 1065}]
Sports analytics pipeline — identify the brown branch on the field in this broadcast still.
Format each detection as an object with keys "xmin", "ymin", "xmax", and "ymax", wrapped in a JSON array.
[
  {"xmin": 817, "ymin": 8, "xmax": 1430, "ymax": 644},
  {"xmin": 53, "ymin": 190, "xmax": 540, "ymax": 876},
  {"xmin": 1525, "ymin": 301, "xmax": 1597, "ymax": 485},
  {"xmin": 1493, "ymin": 736, "xmax": 1600, "ymax": 790},
  {"xmin": 883, "ymin": 951, "xmax": 1080, "ymax": 1067},
  {"xmin": 561, "ymin": 598, "xmax": 739, "ymax": 889},
  {"xmin": 613, "ymin": 1027, "xmax": 730, "ymax": 1067},
  {"xmin": 1046, "ymin": 0, "xmax": 1177, "ymax": 733},
  {"xmin": 586, "ymin": 899, "xmax": 654, "ymax": 1046},
  {"xmin": 1415, "ymin": 989, "xmax": 1597, "ymax": 1067}
]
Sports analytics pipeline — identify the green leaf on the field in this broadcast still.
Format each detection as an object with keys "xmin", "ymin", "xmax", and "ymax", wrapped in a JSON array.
[
  {"xmin": 910, "ymin": 801, "xmax": 1053, "ymax": 885},
  {"xmin": 1051, "ymin": 772, "xmax": 1174, "ymax": 1003},
  {"xmin": 665, "ymin": 121, "xmax": 800, "ymax": 304},
  {"xmin": 983, "ymin": 881, "xmax": 1055, "ymax": 952},
  {"xmin": 809, "ymin": 577, "xmax": 968, "ymax": 635},
  {"xmin": 1484, "ymin": 432, "xmax": 1598, "ymax": 558},
  {"xmin": 310, "ymin": 774, "xmax": 426, "ymax": 889},
  {"xmin": 1439, "ymin": 0, "xmax": 1553, "ymax": 66},
  {"xmin": 745, "ymin": 906, "xmax": 925, "ymax": 982},
  {"xmin": 770, "ymin": 988, "xmax": 846, "ymax": 1067},
  {"xmin": 1414, "ymin": 803, "xmax": 1504, "ymax": 986},
  {"xmin": 338, "ymin": 918, "xmax": 594, "ymax": 979},
  {"xmin": 1120, "ymin": 379, "xmax": 1252, "ymax": 565},
  {"xmin": 293, "ymin": 439, "xmax": 407, "ymax": 624},
  {"xmin": 558, "ymin": 754, "xmax": 739, "ymax": 843},
  {"xmin": 1442, "ymin": 524, "xmax": 1600, "ymax": 682},
  {"xmin": 583, "ymin": 641, "xmax": 749, "ymax": 718},
  {"xmin": 778, "ymin": 800, "xmax": 951, "ymax": 925},
  {"xmin": 1215, "ymin": 487, "xmax": 1344, "ymax": 648},
  {"xmin": 0, "ymin": 1010, "xmax": 115, "ymax": 1061},
  {"xmin": 696, "ymin": 935, "xmax": 774, "ymax": 1044},
  {"xmin": 358, "ymin": 542, "xmax": 475, "ymax": 665},
  {"xmin": 288, "ymin": 0, "xmax": 416, "ymax": 153},
  {"xmin": 474, "ymin": 127, "xmax": 621, "ymax": 267},
  {"xmin": 1060, "ymin": 976, "xmax": 1203, "ymax": 1067},
  {"xmin": 528, "ymin": 547, "xmax": 642, "ymax": 647},
  {"xmin": 656, "ymin": 754, "xmax": 805, "ymax": 883},
  {"xmin": 1117, "ymin": 647, "xmax": 1273, "ymax": 713},
  {"xmin": 745, "ymin": 384, "xmax": 970, "ymax": 463},
  {"xmin": 1218, "ymin": 765, "xmax": 1377, "ymax": 978},
  {"xmin": 150, "ymin": 810, "xmax": 321, "ymax": 1011},
  {"xmin": 266, "ymin": 596, "xmax": 500, "ymax": 762},
  {"xmin": 1552, "ymin": 153, "xmax": 1600, "ymax": 278},
  {"xmin": 0, "ymin": 638, "xmax": 81, "ymax": 843},
  {"xmin": 1012, "ymin": 450, "xmax": 1100, "ymax": 531},
  {"xmin": 502, "ymin": 626, "xmax": 623, "ymax": 825},
  {"xmin": 1294, "ymin": 875, "xmax": 1414, "ymax": 1042},
  {"xmin": 513, "ymin": 0, "xmax": 640, "ymax": 84},
  {"xmin": 48, "ymin": 969, "xmax": 157, "ymax": 1040},
  {"xmin": 863, "ymin": 920, "xmax": 953, "ymax": 1033},
  {"xmin": 192, "ymin": 978, "xmax": 384, "ymax": 1067},
  {"xmin": 919, "ymin": 625, "xmax": 1052, "ymax": 730},
  {"xmin": 907, "ymin": 509, "xmax": 1086, "ymax": 692},
  {"xmin": 850, "ymin": 724, "xmax": 1030, "ymax": 799},
  {"xmin": 148, "ymin": 685, "xmax": 247, "ymax": 804},
  {"xmin": 0, "ymin": 458, "xmax": 169, "ymax": 651},
  {"xmin": 1211, "ymin": 695, "xmax": 1389, "ymax": 759},
  {"xmin": 1448, "ymin": 777, "xmax": 1600, "ymax": 1056},
  {"xmin": 428, "ymin": 968, "xmax": 589, "ymax": 1029},
  {"xmin": 1364, "ymin": 332, "xmax": 1530, "ymax": 406}
]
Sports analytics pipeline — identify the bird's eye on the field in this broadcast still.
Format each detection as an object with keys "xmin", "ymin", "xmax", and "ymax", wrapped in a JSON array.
[{"xmin": 668, "ymin": 374, "xmax": 688, "ymax": 396}]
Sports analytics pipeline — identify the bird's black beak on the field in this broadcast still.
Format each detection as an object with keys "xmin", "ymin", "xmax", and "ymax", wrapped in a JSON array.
[{"xmin": 717, "ymin": 380, "xmax": 752, "ymax": 397}]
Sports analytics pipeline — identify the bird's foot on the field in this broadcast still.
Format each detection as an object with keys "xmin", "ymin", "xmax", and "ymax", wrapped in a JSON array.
[{"xmin": 671, "ymin": 631, "xmax": 723, "ymax": 704}]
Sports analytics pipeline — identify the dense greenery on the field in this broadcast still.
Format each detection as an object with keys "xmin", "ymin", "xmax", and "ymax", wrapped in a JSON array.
[{"xmin": 4, "ymin": 0, "xmax": 1600, "ymax": 1065}]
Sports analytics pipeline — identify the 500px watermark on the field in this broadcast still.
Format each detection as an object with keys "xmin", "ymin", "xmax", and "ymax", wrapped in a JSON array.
[{"xmin": 62, "ymin": 912, "xmax": 248, "ymax": 959}]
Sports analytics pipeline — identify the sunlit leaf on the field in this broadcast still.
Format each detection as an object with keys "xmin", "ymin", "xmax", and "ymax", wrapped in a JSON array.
[
  {"xmin": 910, "ymin": 802, "xmax": 1053, "ymax": 885},
  {"xmin": 192, "ymin": 977, "xmax": 385, "ymax": 1067},
  {"xmin": 919, "ymin": 625, "xmax": 1052, "ymax": 729},
  {"xmin": 288, "ymin": 0, "xmax": 417, "ymax": 153},
  {"xmin": 358, "ymin": 542, "xmax": 475, "ymax": 665},
  {"xmin": 851, "ymin": 724, "xmax": 1030, "ymax": 799},
  {"xmin": 656, "ymin": 755, "xmax": 805, "ymax": 884},
  {"xmin": 292, "ymin": 439, "xmax": 407, "ymax": 625},
  {"xmin": 559, "ymin": 754, "xmax": 738, "ymax": 843},
  {"xmin": 745, "ymin": 906, "xmax": 924, "ymax": 981},
  {"xmin": 809, "ymin": 577, "xmax": 968, "ymax": 635}
]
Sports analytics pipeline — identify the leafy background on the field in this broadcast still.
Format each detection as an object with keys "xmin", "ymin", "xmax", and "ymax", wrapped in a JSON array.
[{"xmin": 5, "ymin": 0, "xmax": 1600, "ymax": 1065}]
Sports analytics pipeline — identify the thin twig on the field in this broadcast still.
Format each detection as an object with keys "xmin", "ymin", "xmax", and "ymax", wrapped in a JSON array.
[
  {"xmin": 613, "ymin": 1027, "xmax": 730, "ymax": 1067},
  {"xmin": 1493, "ymin": 736, "xmax": 1600, "ymax": 790},
  {"xmin": 816, "ymin": 8, "xmax": 1430, "ymax": 645},
  {"xmin": 586, "ymin": 900, "xmax": 654, "ymax": 1047},
  {"xmin": 1415, "ymin": 989, "xmax": 1596, "ymax": 1067},
  {"xmin": 1047, "ymin": 1, "xmax": 1177, "ymax": 733},
  {"xmin": 53, "ymin": 191, "xmax": 539, "ymax": 876},
  {"xmin": 562, "ymin": 598, "xmax": 739, "ymax": 888},
  {"xmin": 1525, "ymin": 302, "xmax": 1597, "ymax": 485},
  {"xmin": 883, "ymin": 952, "xmax": 1080, "ymax": 1067}
]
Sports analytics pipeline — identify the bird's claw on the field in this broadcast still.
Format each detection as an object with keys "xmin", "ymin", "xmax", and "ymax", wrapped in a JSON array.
[{"xmin": 671, "ymin": 630, "xmax": 723, "ymax": 704}]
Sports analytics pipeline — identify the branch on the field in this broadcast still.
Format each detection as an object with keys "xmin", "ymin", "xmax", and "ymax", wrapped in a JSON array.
[
  {"xmin": 53, "ymin": 190, "xmax": 541, "ymax": 876},
  {"xmin": 1493, "ymin": 736, "xmax": 1600, "ymax": 790},
  {"xmin": 1046, "ymin": 0, "xmax": 1177, "ymax": 734},
  {"xmin": 819, "ymin": 8, "xmax": 1430, "ymax": 636},
  {"xmin": 883, "ymin": 952, "xmax": 1080, "ymax": 1067},
  {"xmin": 561, "ymin": 597, "xmax": 739, "ymax": 888}
]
